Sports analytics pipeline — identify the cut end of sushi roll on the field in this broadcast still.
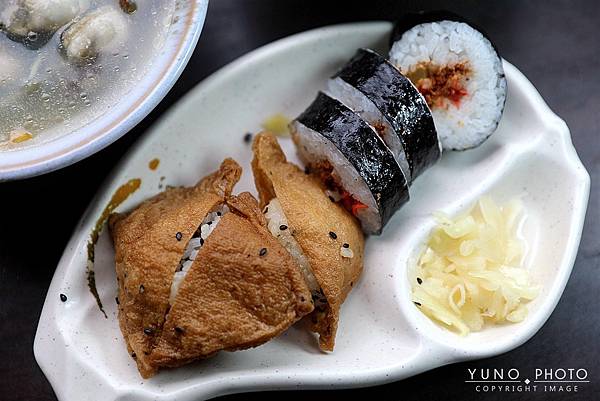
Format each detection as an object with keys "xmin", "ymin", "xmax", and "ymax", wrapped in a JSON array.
[
  {"xmin": 327, "ymin": 48, "xmax": 441, "ymax": 181},
  {"xmin": 291, "ymin": 92, "xmax": 409, "ymax": 235},
  {"xmin": 390, "ymin": 11, "xmax": 507, "ymax": 151}
]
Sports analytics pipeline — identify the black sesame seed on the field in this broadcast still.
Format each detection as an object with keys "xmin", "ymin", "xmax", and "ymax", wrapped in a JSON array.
[
  {"xmin": 259, "ymin": 248, "xmax": 268, "ymax": 256},
  {"xmin": 279, "ymin": 224, "xmax": 288, "ymax": 231},
  {"xmin": 328, "ymin": 195, "xmax": 335, "ymax": 202},
  {"xmin": 414, "ymin": 302, "xmax": 422, "ymax": 307},
  {"xmin": 200, "ymin": 238, "xmax": 205, "ymax": 246},
  {"xmin": 417, "ymin": 277, "xmax": 423, "ymax": 285},
  {"xmin": 243, "ymin": 132, "xmax": 253, "ymax": 143},
  {"xmin": 350, "ymin": 281, "xmax": 354, "ymax": 287},
  {"xmin": 263, "ymin": 207, "xmax": 269, "ymax": 214},
  {"xmin": 175, "ymin": 232, "xmax": 182, "ymax": 241},
  {"xmin": 131, "ymin": 352, "xmax": 136, "ymax": 359},
  {"xmin": 304, "ymin": 166, "xmax": 310, "ymax": 175},
  {"xmin": 343, "ymin": 243, "xmax": 349, "ymax": 248},
  {"xmin": 139, "ymin": 284, "xmax": 145, "ymax": 294},
  {"xmin": 115, "ymin": 297, "xmax": 120, "ymax": 305},
  {"xmin": 143, "ymin": 327, "xmax": 155, "ymax": 335},
  {"xmin": 174, "ymin": 327, "xmax": 184, "ymax": 334},
  {"xmin": 206, "ymin": 221, "xmax": 212, "ymax": 225},
  {"xmin": 59, "ymin": 293, "xmax": 67, "ymax": 302},
  {"xmin": 329, "ymin": 231, "xmax": 337, "ymax": 239},
  {"xmin": 217, "ymin": 211, "xmax": 222, "ymax": 216}
]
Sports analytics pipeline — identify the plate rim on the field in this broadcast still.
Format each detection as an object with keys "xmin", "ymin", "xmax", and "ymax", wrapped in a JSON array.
[{"xmin": 33, "ymin": 20, "xmax": 591, "ymax": 401}]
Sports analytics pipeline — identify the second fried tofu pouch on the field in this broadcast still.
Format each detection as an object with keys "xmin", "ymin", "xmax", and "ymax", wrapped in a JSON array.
[{"xmin": 251, "ymin": 132, "xmax": 365, "ymax": 351}]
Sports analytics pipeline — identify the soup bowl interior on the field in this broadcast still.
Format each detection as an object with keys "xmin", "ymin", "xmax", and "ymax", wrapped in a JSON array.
[{"xmin": 0, "ymin": 0, "xmax": 209, "ymax": 181}]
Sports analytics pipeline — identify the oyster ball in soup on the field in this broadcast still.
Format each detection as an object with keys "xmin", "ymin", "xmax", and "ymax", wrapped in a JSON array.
[
  {"xmin": 0, "ymin": 0, "xmax": 176, "ymax": 149},
  {"xmin": 60, "ymin": 6, "xmax": 127, "ymax": 63},
  {"xmin": 0, "ymin": 0, "xmax": 90, "ymax": 47}
]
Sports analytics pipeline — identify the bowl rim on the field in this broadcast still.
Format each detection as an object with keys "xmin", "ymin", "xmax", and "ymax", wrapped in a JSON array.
[{"xmin": 0, "ymin": 0, "xmax": 209, "ymax": 182}]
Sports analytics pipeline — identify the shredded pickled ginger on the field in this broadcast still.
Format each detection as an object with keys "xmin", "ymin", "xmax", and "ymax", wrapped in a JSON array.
[{"xmin": 411, "ymin": 196, "xmax": 540, "ymax": 335}]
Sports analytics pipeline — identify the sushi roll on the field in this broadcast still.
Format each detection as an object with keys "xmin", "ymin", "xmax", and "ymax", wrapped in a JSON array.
[
  {"xmin": 389, "ymin": 11, "xmax": 507, "ymax": 150},
  {"xmin": 328, "ymin": 48, "xmax": 440, "ymax": 182},
  {"xmin": 290, "ymin": 92, "xmax": 409, "ymax": 235},
  {"xmin": 109, "ymin": 159, "xmax": 313, "ymax": 378},
  {"xmin": 252, "ymin": 133, "xmax": 364, "ymax": 351}
]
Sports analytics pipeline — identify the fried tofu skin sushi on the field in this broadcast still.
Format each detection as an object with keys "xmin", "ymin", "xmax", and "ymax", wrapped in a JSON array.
[
  {"xmin": 251, "ymin": 132, "xmax": 365, "ymax": 351},
  {"xmin": 148, "ymin": 192, "xmax": 313, "ymax": 369},
  {"xmin": 109, "ymin": 159, "xmax": 313, "ymax": 378}
]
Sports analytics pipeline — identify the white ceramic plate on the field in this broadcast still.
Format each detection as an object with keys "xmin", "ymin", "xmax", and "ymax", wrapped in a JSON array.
[{"xmin": 34, "ymin": 22, "xmax": 590, "ymax": 401}]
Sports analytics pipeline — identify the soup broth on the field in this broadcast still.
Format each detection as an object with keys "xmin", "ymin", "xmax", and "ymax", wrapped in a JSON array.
[{"xmin": 0, "ymin": 0, "xmax": 177, "ymax": 150}]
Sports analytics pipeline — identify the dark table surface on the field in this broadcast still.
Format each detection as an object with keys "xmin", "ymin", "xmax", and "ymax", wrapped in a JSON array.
[{"xmin": 1, "ymin": 1, "xmax": 598, "ymax": 400}]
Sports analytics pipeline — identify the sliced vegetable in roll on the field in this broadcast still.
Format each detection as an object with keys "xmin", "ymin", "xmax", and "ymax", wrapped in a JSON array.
[
  {"xmin": 291, "ymin": 92, "xmax": 409, "ymax": 235},
  {"xmin": 109, "ymin": 159, "xmax": 313, "ymax": 378},
  {"xmin": 389, "ymin": 11, "xmax": 507, "ymax": 150},
  {"xmin": 252, "ymin": 132, "xmax": 364, "ymax": 351},
  {"xmin": 328, "ymin": 48, "xmax": 440, "ymax": 182}
]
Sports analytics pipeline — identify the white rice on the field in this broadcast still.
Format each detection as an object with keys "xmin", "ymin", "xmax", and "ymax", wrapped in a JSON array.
[
  {"xmin": 390, "ymin": 20, "xmax": 506, "ymax": 150},
  {"xmin": 263, "ymin": 198, "xmax": 320, "ymax": 293},
  {"xmin": 327, "ymin": 77, "xmax": 412, "ymax": 182},
  {"xmin": 169, "ymin": 203, "xmax": 229, "ymax": 304},
  {"xmin": 291, "ymin": 120, "xmax": 381, "ymax": 234}
]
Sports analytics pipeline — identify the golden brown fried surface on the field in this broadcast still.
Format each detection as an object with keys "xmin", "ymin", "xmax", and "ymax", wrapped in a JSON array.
[
  {"xmin": 251, "ymin": 132, "xmax": 364, "ymax": 351},
  {"xmin": 109, "ymin": 160, "xmax": 313, "ymax": 378},
  {"xmin": 149, "ymin": 192, "xmax": 314, "ymax": 368},
  {"xmin": 108, "ymin": 159, "xmax": 241, "ymax": 378}
]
